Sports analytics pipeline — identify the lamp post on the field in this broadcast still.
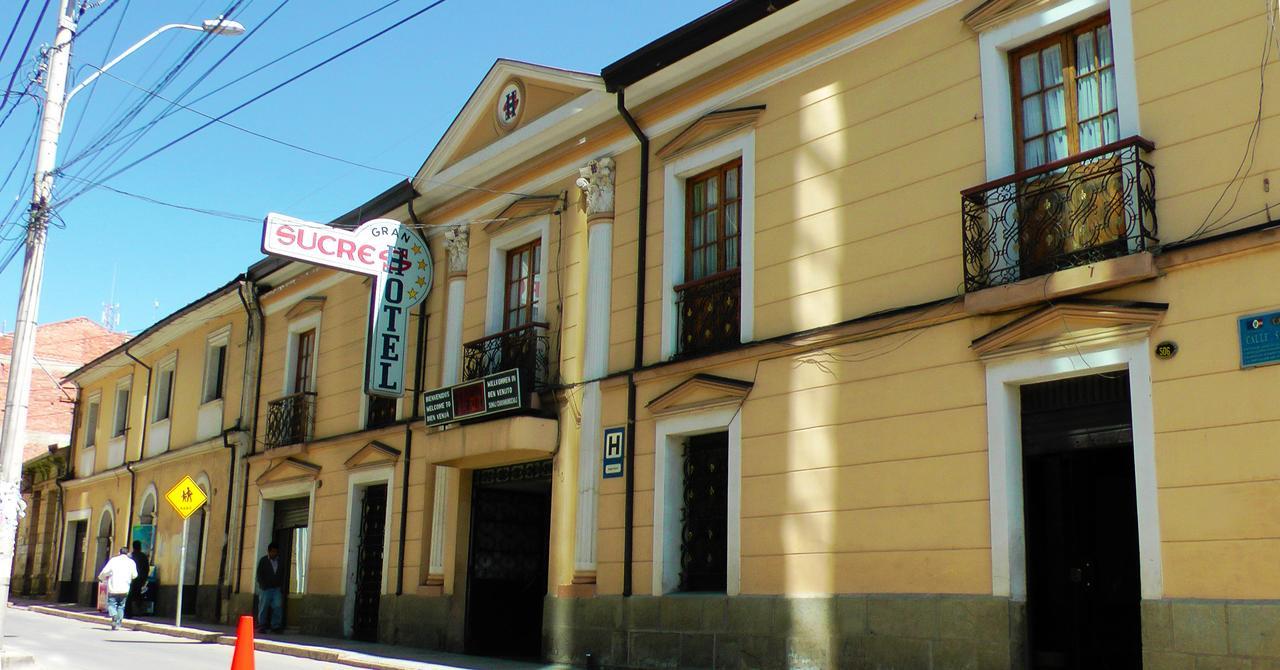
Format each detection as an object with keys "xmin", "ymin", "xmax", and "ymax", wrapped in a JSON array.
[{"xmin": 0, "ymin": 2, "xmax": 244, "ymax": 656}]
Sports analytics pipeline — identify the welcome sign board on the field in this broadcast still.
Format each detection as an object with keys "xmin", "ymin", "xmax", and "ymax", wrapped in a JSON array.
[{"xmin": 262, "ymin": 212, "xmax": 433, "ymax": 397}]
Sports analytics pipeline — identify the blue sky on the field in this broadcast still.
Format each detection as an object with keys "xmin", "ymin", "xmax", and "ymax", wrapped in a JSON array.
[{"xmin": 0, "ymin": 0, "xmax": 723, "ymax": 334}]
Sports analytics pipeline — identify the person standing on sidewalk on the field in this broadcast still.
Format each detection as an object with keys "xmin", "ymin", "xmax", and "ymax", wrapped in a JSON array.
[
  {"xmin": 125, "ymin": 540, "xmax": 150, "ymax": 618},
  {"xmin": 255, "ymin": 543, "xmax": 285, "ymax": 633},
  {"xmin": 97, "ymin": 548, "xmax": 138, "ymax": 631}
]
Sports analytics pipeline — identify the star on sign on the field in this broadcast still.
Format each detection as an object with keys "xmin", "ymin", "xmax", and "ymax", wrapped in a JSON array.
[
  {"xmin": 408, "ymin": 288, "xmax": 419, "ymax": 300},
  {"xmin": 415, "ymin": 275, "xmax": 426, "ymax": 287},
  {"xmin": 417, "ymin": 259, "xmax": 427, "ymax": 271},
  {"xmin": 411, "ymin": 244, "xmax": 422, "ymax": 255}
]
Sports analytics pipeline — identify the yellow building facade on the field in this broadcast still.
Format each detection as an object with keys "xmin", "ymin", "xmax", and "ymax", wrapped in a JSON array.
[
  {"xmin": 59, "ymin": 280, "xmax": 255, "ymax": 621},
  {"xmin": 40, "ymin": 0, "xmax": 1280, "ymax": 667}
]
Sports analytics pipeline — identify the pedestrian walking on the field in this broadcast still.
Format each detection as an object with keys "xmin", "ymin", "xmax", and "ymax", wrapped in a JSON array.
[
  {"xmin": 97, "ymin": 548, "xmax": 138, "ymax": 631},
  {"xmin": 126, "ymin": 540, "xmax": 150, "ymax": 618},
  {"xmin": 255, "ymin": 543, "xmax": 286, "ymax": 633}
]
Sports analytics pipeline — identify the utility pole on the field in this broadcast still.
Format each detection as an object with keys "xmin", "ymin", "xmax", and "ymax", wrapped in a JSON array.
[{"xmin": 0, "ymin": 0, "xmax": 75, "ymax": 654}]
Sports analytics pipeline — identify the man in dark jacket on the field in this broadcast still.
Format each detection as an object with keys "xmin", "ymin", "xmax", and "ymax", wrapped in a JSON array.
[
  {"xmin": 125, "ymin": 541, "xmax": 150, "ymax": 618},
  {"xmin": 255, "ymin": 543, "xmax": 286, "ymax": 633}
]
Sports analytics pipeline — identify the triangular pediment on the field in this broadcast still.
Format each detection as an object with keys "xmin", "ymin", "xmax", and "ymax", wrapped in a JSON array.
[
  {"xmin": 656, "ymin": 106, "xmax": 766, "ymax": 161},
  {"xmin": 972, "ymin": 301, "xmax": 1167, "ymax": 359},
  {"xmin": 344, "ymin": 440, "xmax": 401, "ymax": 470},
  {"xmin": 647, "ymin": 374, "xmax": 753, "ymax": 417},
  {"xmin": 418, "ymin": 60, "xmax": 604, "ymax": 178},
  {"xmin": 963, "ymin": 0, "xmax": 1067, "ymax": 31},
  {"xmin": 256, "ymin": 457, "xmax": 321, "ymax": 486}
]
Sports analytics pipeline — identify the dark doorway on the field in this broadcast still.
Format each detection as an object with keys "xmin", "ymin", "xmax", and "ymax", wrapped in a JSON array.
[
  {"xmin": 1020, "ymin": 372, "xmax": 1141, "ymax": 669},
  {"xmin": 680, "ymin": 432, "xmax": 728, "ymax": 593},
  {"xmin": 271, "ymin": 496, "xmax": 311, "ymax": 627},
  {"xmin": 465, "ymin": 460, "xmax": 552, "ymax": 658},
  {"xmin": 59, "ymin": 519, "xmax": 87, "ymax": 603},
  {"xmin": 351, "ymin": 484, "xmax": 388, "ymax": 642},
  {"xmin": 182, "ymin": 507, "xmax": 206, "ymax": 617}
]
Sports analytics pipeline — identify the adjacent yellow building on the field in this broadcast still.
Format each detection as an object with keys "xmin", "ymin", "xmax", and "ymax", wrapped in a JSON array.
[{"xmin": 36, "ymin": 0, "xmax": 1280, "ymax": 667}]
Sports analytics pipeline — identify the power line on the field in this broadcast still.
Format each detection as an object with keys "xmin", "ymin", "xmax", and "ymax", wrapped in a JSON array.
[
  {"xmin": 56, "ymin": 173, "xmax": 261, "ymax": 222},
  {"xmin": 0, "ymin": 0, "xmax": 36, "ymax": 78},
  {"xmin": 59, "ymin": 0, "xmax": 450, "ymax": 204},
  {"xmin": 0, "ymin": 0, "xmax": 50, "ymax": 113}
]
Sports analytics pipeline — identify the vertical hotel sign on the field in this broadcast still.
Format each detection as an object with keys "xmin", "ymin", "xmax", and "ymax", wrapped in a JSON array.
[{"xmin": 262, "ymin": 212, "xmax": 433, "ymax": 397}]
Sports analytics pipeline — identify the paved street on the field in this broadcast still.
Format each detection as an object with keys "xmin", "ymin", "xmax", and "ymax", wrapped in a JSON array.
[{"xmin": 6, "ymin": 607, "xmax": 350, "ymax": 670}]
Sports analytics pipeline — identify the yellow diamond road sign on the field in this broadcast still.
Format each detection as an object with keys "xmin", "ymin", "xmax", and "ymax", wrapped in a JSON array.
[{"xmin": 165, "ymin": 476, "xmax": 208, "ymax": 519}]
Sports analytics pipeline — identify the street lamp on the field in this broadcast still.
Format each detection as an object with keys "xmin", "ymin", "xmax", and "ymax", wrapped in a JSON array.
[{"xmin": 0, "ymin": 1, "xmax": 245, "ymax": 660}]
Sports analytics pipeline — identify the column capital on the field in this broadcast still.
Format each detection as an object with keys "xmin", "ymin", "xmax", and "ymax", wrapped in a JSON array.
[
  {"xmin": 576, "ymin": 156, "xmax": 615, "ymax": 220},
  {"xmin": 443, "ymin": 223, "xmax": 469, "ymax": 277}
]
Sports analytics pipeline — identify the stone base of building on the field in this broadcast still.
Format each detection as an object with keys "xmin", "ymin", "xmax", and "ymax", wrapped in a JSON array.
[
  {"xmin": 544, "ymin": 594, "xmax": 1025, "ymax": 670},
  {"xmin": 151, "ymin": 585, "xmax": 220, "ymax": 622},
  {"xmin": 1142, "ymin": 599, "xmax": 1280, "ymax": 668},
  {"xmin": 225, "ymin": 592, "xmax": 456, "ymax": 647}
]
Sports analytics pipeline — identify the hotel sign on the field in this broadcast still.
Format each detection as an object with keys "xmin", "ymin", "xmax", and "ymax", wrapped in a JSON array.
[
  {"xmin": 423, "ymin": 369, "xmax": 524, "ymax": 426},
  {"xmin": 262, "ymin": 212, "xmax": 433, "ymax": 397}
]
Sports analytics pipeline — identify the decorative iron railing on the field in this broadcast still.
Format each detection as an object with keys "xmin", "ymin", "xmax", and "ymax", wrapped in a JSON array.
[
  {"xmin": 462, "ymin": 322, "xmax": 550, "ymax": 389},
  {"xmin": 961, "ymin": 136, "xmax": 1156, "ymax": 292},
  {"xmin": 264, "ymin": 391, "xmax": 315, "ymax": 448},
  {"xmin": 676, "ymin": 269, "xmax": 741, "ymax": 358}
]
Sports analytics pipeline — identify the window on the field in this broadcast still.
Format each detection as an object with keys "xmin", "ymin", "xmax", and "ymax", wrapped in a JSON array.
[
  {"xmin": 292, "ymin": 329, "xmax": 316, "ymax": 393},
  {"xmin": 1012, "ymin": 17, "xmax": 1117, "ymax": 170},
  {"xmin": 678, "ymin": 432, "xmax": 729, "ymax": 592},
  {"xmin": 366, "ymin": 395, "xmax": 397, "ymax": 430},
  {"xmin": 84, "ymin": 397, "xmax": 100, "ymax": 448},
  {"xmin": 203, "ymin": 337, "xmax": 228, "ymax": 403},
  {"xmin": 112, "ymin": 382, "xmax": 130, "ymax": 437},
  {"xmin": 153, "ymin": 358, "xmax": 175, "ymax": 422},
  {"xmin": 503, "ymin": 239, "xmax": 541, "ymax": 330},
  {"xmin": 685, "ymin": 159, "xmax": 742, "ymax": 281}
]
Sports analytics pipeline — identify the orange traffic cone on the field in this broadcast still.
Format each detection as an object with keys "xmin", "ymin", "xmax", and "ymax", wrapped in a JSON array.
[{"xmin": 231, "ymin": 615, "xmax": 255, "ymax": 670}]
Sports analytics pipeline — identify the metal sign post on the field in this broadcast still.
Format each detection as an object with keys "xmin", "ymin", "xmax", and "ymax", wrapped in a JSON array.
[{"xmin": 164, "ymin": 476, "xmax": 208, "ymax": 628}]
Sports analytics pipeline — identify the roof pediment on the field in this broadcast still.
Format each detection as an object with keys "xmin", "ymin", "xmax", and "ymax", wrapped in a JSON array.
[
  {"xmin": 344, "ymin": 440, "xmax": 401, "ymax": 470},
  {"xmin": 971, "ymin": 301, "xmax": 1168, "ymax": 359},
  {"xmin": 656, "ymin": 106, "xmax": 765, "ymax": 161},
  {"xmin": 256, "ymin": 457, "xmax": 321, "ymax": 486},
  {"xmin": 415, "ymin": 60, "xmax": 605, "ymax": 189},
  {"xmin": 647, "ymin": 374, "xmax": 753, "ymax": 417}
]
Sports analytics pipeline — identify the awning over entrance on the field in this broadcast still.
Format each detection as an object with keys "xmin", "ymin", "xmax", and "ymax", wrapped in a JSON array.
[{"xmin": 425, "ymin": 415, "xmax": 557, "ymax": 468}]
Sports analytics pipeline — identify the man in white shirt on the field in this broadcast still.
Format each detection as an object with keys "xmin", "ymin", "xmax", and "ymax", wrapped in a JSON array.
[{"xmin": 97, "ymin": 547, "xmax": 138, "ymax": 630}]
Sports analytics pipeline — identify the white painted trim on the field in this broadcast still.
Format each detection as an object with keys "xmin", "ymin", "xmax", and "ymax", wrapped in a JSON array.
[
  {"xmin": 61, "ymin": 509, "xmax": 91, "ymax": 581},
  {"xmin": 440, "ymin": 278, "xmax": 466, "ymax": 386},
  {"xmin": 262, "ymin": 272, "xmax": 348, "ymax": 316},
  {"xmin": 340, "ymin": 466, "xmax": 395, "ymax": 638},
  {"xmin": 196, "ymin": 401, "xmax": 224, "ymax": 444},
  {"xmin": 652, "ymin": 405, "xmax": 742, "ymax": 596},
  {"xmin": 582, "ymin": 221, "xmax": 614, "ymax": 380},
  {"xmin": 83, "ymin": 391, "xmax": 101, "ymax": 448},
  {"xmin": 145, "ymin": 420, "xmax": 171, "ymax": 458},
  {"xmin": 110, "ymin": 376, "xmax": 132, "ymax": 438},
  {"xmin": 283, "ymin": 311, "xmax": 323, "ymax": 396},
  {"xmin": 254, "ymin": 480, "xmax": 317, "ymax": 595},
  {"xmin": 661, "ymin": 130, "xmax": 756, "ymax": 360},
  {"xmin": 138, "ymin": 483, "xmax": 159, "ymax": 525},
  {"xmin": 983, "ymin": 337, "xmax": 1162, "ymax": 600},
  {"xmin": 201, "ymin": 325, "xmax": 232, "ymax": 406},
  {"xmin": 574, "ymin": 382, "xmax": 602, "ymax": 571},
  {"xmin": 427, "ymin": 466, "xmax": 451, "ymax": 575},
  {"xmin": 977, "ymin": 0, "xmax": 1139, "ymax": 180},
  {"xmin": 151, "ymin": 352, "xmax": 178, "ymax": 423},
  {"xmin": 484, "ymin": 215, "xmax": 551, "ymax": 334},
  {"xmin": 78, "ymin": 445, "xmax": 96, "ymax": 478}
]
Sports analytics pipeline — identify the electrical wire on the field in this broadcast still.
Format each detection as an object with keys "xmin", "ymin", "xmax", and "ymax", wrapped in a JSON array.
[
  {"xmin": 57, "ymin": 0, "xmax": 451, "ymax": 206},
  {"xmin": 0, "ymin": 0, "xmax": 50, "ymax": 113},
  {"xmin": 0, "ymin": 0, "xmax": 36, "ymax": 79},
  {"xmin": 56, "ymin": 172, "xmax": 260, "ymax": 222}
]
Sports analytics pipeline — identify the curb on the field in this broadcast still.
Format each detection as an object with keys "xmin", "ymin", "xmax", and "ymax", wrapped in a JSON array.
[{"xmin": 25, "ymin": 606, "xmax": 419, "ymax": 669}]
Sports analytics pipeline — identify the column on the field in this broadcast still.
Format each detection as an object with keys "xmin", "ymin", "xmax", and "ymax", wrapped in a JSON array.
[
  {"xmin": 426, "ymin": 224, "xmax": 469, "ymax": 587},
  {"xmin": 572, "ymin": 157, "xmax": 615, "ymax": 582}
]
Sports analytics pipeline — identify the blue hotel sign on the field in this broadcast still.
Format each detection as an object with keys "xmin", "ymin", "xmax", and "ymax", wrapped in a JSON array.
[
  {"xmin": 602, "ymin": 427, "xmax": 625, "ymax": 479},
  {"xmin": 1239, "ymin": 311, "xmax": 1280, "ymax": 368}
]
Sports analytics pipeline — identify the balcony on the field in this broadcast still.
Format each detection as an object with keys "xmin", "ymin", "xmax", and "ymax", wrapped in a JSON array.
[
  {"xmin": 462, "ymin": 322, "xmax": 550, "ymax": 389},
  {"xmin": 961, "ymin": 136, "xmax": 1156, "ymax": 293},
  {"xmin": 676, "ymin": 269, "xmax": 740, "ymax": 358},
  {"xmin": 264, "ymin": 391, "xmax": 315, "ymax": 448}
]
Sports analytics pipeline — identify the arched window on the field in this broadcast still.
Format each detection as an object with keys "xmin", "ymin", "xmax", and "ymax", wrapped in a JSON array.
[{"xmin": 94, "ymin": 506, "xmax": 114, "ymax": 572}]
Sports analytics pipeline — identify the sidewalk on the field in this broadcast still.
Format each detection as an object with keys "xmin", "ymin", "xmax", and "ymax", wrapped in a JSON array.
[{"xmin": 13, "ymin": 600, "xmax": 570, "ymax": 670}]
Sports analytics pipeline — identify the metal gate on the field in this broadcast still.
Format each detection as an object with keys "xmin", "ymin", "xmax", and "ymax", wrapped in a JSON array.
[
  {"xmin": 680, "ymin": 432, "xmax": 728, "ymax": 592},
  {"xmin": 352, "ymin": 484, "xmax": 387, "ymax": 642},
  {"xmin": 464, "ymin": 460, "xmax": 552, "ymax": 658}
]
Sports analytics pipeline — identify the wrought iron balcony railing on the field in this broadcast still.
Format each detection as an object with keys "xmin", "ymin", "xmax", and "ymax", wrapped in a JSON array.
[
  {"xmin": 961, "ymin": 136, "xmax": 1156, "ymax": 292},
  {"xmin": 462, "ymin": 322, "xmax": 550, "ymax": 389},
  {"xmin": 264, "ymin": 391, "xmax": 316, "ymax": 448},
  {"xmin": 676, "ymin": 269, "xmax": 741, "ymax": 358}
]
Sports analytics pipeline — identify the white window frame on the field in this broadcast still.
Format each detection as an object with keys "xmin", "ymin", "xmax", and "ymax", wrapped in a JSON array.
[
  {"xmin": 202, "ymin": 326, "xmax": 231, "ymax": 405},
  {"xmin": 977, "ymin": 0, "xmax": 1140, "ymax": 181},
  {"xmin": 152, "ymin": 353, "xmax": 177, "ymax": 423},
  {"xmin": 60, "ymin": 509, "xmax": 91, "ymax": 581},
  {"xmin": 484, "ymin": 215, "xmax": 551, "ymax": 335},
  {"xmin": 661, "ymin": 130, "xmax": 756, "ymax": 360},
  {"xmin": 651, "ymin": 405, "xmax": 743, "ymax": 596},
  {"xmin": 340, "ymin": 466, "xmax": 395, "ymax": 637},
  {"xmin": 111, "ymin": 377, "xmax": 132, "ymax": 438},
  {"xmin": 984, "ymin": 337, "xmax": 1162, "ymax": 601},
  {"xmin": 282, "ymin": 312, "xmax": 322, "ymax": 396}
]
